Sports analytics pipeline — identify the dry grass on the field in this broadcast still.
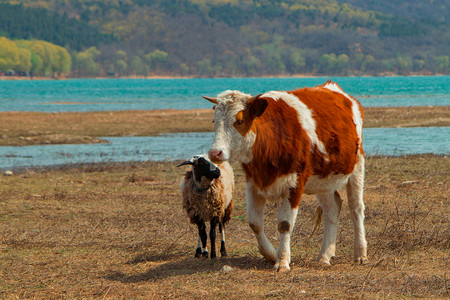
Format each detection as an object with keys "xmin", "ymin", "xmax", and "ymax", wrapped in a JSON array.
[
  {"xmin": 1, "ymin": 106, "xmax": 448, "ymax": 146},
  {"xmin": 0, "ymin": 155, "xmax": 448, "ymax": 298}
]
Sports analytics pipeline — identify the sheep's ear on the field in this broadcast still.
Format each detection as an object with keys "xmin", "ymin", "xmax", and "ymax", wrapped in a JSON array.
[{"xmin": 177, "ymin": 161, "xmax": 194, "ymax": 167}]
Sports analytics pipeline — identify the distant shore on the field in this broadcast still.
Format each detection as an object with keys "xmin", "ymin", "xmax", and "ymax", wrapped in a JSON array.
[{"xmin": 0, "ymin": 72, "xmax": 447, "ymax": 81}]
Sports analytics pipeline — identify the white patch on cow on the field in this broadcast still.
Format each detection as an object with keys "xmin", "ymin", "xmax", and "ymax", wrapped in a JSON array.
[
  {"xmin": 255, "ymin": 173, "xmax": 297, "ymax": 202},
  {"xmin": 322, "ymin": 81, "xmax": 363, "ymax": 141},
  {"xmin": 262, "ymin": 91, "xmax": 328, "ymax": 158},
  {"xmin": 211, "ymin": 90, "xmax": 256, "ymax": 163},
  {"xmin": 304, "ymin": 173, "xmax": 351, "ymax": 195}
]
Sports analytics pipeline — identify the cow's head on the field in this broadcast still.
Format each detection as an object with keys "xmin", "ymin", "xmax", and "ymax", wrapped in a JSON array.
[{"xmin": 203, "ymin": 90, "xmax": 267, "ymax": 163}]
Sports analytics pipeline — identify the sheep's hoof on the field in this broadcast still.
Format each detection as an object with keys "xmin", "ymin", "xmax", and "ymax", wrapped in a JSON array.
[
  {"xmin": 202, "ymin": 250, "xmax": 209, "ymax": 258},
  {"xmin": 195, "ymin": 247, "xmax": 202, "ymax": 258},
  {"xmin": 220, "ymin": 241, "xmax": 227, "ymax": 257}
]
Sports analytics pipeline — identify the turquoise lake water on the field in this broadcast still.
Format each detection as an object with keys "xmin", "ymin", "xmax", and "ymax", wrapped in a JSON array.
[
  {"xmin": 0, "ymin": 76, "xmax": 449, "ymax": 112},
  {"xmin": 1, "ymin": 128, "xmax": 448, "ymax": 170},
  {"xmin": 0, "ymin": 76, "xmax": 448, "ymax": 169}
]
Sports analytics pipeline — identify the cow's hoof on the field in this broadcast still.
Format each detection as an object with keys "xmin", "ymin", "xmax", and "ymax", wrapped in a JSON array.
[
  {"xmin": 355, "ymin": 256, "xmax": 369, "ymax": 265},
  {"xmin": 318, "ymin": 255, "xmax": 333, "ymax": 266},
  {"xmin": 274, "ymin": 262, "xmax": 291, "ymax": 272},
  {"xmin": 195, "ymin": 247, "xmax": 202, "ymax": 258},
  {"xmin": 202, "ymin": 250, "xmax": 209, "ymax": 258}
]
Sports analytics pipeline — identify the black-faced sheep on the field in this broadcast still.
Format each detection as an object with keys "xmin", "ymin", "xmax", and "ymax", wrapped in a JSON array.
[{"xmin": 178, "ymin": 154, "xmax": 234, "ymax": 259}]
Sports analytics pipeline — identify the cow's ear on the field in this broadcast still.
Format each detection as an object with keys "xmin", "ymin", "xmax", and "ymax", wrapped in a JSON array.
[{"xmin": 248, "ymin": 94, "xmax": 267, "ymax": 118}]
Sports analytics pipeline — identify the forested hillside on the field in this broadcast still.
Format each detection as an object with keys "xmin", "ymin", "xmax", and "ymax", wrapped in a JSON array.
[{"xmin": 0, "ymin": 0, "xmax": 449, "ymax": 77}]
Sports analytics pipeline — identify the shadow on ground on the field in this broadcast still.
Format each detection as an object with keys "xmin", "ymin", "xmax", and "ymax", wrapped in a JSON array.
[{"xmin": 105, "ymin": 252, "xmax": 274, "ymax": 283}]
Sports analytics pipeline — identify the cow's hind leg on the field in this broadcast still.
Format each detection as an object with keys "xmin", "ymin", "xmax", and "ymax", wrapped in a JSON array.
[
  {"xmin": 246, "ymin": 182, "xmax": 277, "ymax": 263},
  {"xmin": 347, "ymin": 155, "xmax": 368, "ymax": 264},
  {"xmin": 317, "ymin": 191, "xmax": 343, "ymax": 265}
]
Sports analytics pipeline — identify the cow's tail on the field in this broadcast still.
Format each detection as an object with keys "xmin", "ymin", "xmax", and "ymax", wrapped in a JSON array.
[{"xmin": 308, "ymin": 206, "xmax": 323, "ymax": 239}]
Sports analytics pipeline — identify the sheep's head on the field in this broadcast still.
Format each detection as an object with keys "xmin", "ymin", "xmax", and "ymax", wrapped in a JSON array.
[{"xmin": 178, "ymin": 154, "xmax": 221, "ymax": 183}]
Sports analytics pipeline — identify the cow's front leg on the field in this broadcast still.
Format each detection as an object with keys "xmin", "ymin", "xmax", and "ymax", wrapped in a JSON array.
[
  {"xmin": 275, "ymin": 188, "xmax": 300, "ymax": 272},
  {"xmin": 246, "ymin": 182, "xmax": 277, "ymax": 263}
]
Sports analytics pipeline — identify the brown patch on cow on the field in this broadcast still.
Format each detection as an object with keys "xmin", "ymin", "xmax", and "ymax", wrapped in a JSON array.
[
  {"xmin": 289, "ymin": 88, "xmax": 362, "ymax": 177},
  {"xmin": 233, "ymin": 98, "xmax": 268, "ymax": 137},
  {"xmin": 242, "ymin": 98, "xmax": 313, "ymax": 191},
  {"xmin": 278, "ymin": 221, "xmax": 290, "ymax": 233},
  {"xmin": 233, "ymin": 111, "xmax": 252, "ymax": 136}
]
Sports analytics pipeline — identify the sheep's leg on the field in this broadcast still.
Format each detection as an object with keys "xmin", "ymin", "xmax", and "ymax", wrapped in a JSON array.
[
  {"xmin": 246, "ymin": 182, "xmax": 277, "ymax": 263},
  {"xmin": 219, "ymin": 222, "xmax": 227, "ymax": 257},
  {"xmin": 317, "ymin": 191, "xmax": 343, "ymax": 265},
  {"xmin": 347, "ymin": 155, "xmax": 368, "ymax": 264},
  {"xmin": 194, "ymin": 216, "xmax": 208, "ymax": 258},
  {"xmin": 210, "ymin": 216, "xmax": 219, "ymax": 259}
]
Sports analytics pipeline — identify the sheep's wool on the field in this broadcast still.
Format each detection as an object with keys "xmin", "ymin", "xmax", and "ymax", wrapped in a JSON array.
[{"xmin": 182, "ymin": 171, "xmax": 232, "ymax": 224}]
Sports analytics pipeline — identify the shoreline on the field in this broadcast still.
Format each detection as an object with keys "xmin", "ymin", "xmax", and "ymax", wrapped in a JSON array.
[{"xmin": 0, "ymin": 73, "xmax": 448, "ymax": 81}]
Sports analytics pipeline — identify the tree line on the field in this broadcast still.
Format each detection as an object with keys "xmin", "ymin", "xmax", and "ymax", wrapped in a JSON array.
[
  {"xmin": 0, "ymin": 3, "xmax": 114, "ymax": 51},
  {"xmin": 0, "ymin": 37, "xmax": 71, "ymax": 76},
  {"xmin": 0, "ymin": 0, "xmax": 449, "ymax": 77}
]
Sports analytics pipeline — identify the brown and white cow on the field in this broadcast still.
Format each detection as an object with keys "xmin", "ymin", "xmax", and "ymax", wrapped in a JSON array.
[{"xmin": 203, "ymin": 80, "xmax": 368, "ymax": 272}]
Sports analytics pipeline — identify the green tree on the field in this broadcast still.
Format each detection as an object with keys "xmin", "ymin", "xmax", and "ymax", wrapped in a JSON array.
[
  {"xmin": 287, "ymin": 50, "xmax": 306, "ymax": 74},
  {"xmin": 360, "ymin": 54, "xmax": 375, "ymax": 72},
  {"xmin": 54, "ymin": 46, "xmax": 71, "ymax": 75},
  {"xmin": 336, "ymin": 54, "xmax": 349, "ymax": 75},
  {"xmin": 16, "ymin": 40, "xmax": 71, "ymax": 76},
  {"xmin": 318, "ymin": 53, "xmax": 337, "ymax": 74},
  {"xmin": 74, "ymin": 47, "xmax": 101, "ymax": 76},
  {"xmin": 261, "ymin": 43, "xmax": 285, "ymax": 74},
  {"xmin": 197, "ymin": 58, "xmax": 213, "ymax": 76},
  {"xmin": 115, "ymin": 50, "xmax": 128, "ymax": 76},
  {"xmin": 179, "ymin": 63, "xmax": 189, "ymax": 76},
  {"xmin": 0, "ymin": 37, "xmax": 20, "ymax": 72},
  {"xmin": 243, "ymin": 53, "xmax": 262, "ymax": 76},
  {"xmin": 144, "ymin": 50, "xmax": 168, "ymax": 73},
  {"xmin": 15, "ymin": 47, "xmax": 32, "ymax": 73},
  {"xmin": 130, "ymin": 56, "xmax": 148, "ymax": 76},
  {"xmin": 434, "ymin": 56, "xmax": 449, "ymax": 73}
]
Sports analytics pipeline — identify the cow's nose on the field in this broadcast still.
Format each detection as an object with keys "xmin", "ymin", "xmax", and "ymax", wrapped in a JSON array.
[{"xmin": 208, "ymin": 149, "xmax": 223, "ymax": 162}]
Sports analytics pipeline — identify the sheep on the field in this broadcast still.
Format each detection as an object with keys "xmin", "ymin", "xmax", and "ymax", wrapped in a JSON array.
[{"xmin": 178, "ymin": 154, "xmax": 234, "ymax": 259}]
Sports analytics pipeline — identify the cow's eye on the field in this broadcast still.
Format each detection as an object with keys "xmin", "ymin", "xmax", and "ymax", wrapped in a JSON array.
[{"xmin": 236, "ymin": 120, "xmax": 243, "ymax": 125}]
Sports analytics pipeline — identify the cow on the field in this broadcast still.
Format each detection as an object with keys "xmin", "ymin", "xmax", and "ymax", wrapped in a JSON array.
[{"xmin": 203, "ymin": 80, "xmax": 368, "ymax": 272}]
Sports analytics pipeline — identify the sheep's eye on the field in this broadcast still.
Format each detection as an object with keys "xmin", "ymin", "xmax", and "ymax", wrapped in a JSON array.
[{"xmin": 212, "ymin": 120, "xmax": 215, "ymax": 123}]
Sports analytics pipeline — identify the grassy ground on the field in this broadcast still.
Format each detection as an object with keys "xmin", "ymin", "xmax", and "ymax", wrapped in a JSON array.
[
  {"xmin": 0, "ymin": 155, "xmax": 448, "ymax": 298},
  {"xmin": 1, "ymin": 106, "xmax": 449, "ymax": 146}
]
